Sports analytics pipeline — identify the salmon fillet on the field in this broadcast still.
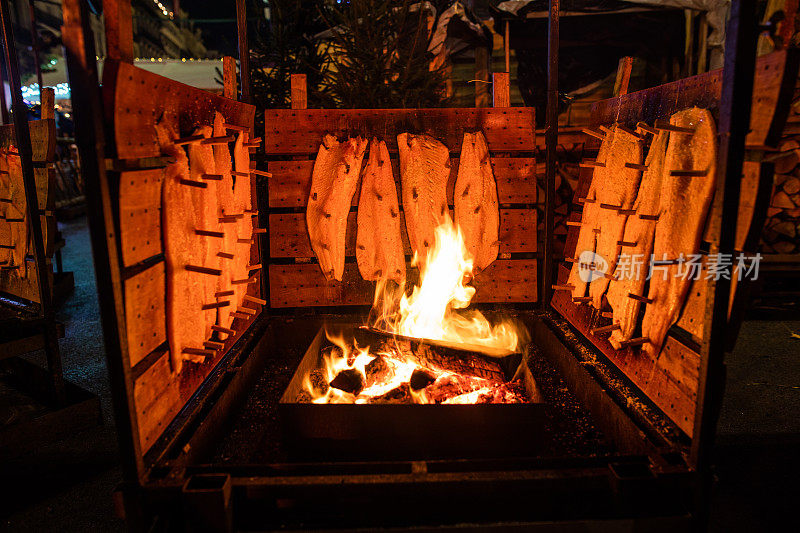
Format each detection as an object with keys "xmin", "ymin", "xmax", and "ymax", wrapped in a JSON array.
[
  {"xmin": 641, "ymin": 108, "xmax": 716, "ymax": 358},
  {"xmin": 587, "ymin": 126, "xmax": 644, "ymax": 308},
  {"xmin": 232, "ymin": 129, "xmax": 254, "ymax": 314},
  {"xmin": 397, "ymin": 133, "xmax": 450, "ymax": 268},
  {"xmin": 306, "ymin": 135, "xmax": 367, "ymax": 281},
  {"xmin": 566, "ymin": 129, "xmax": 614, "ymax": 298},
  {"xmin": 187, "ymin": 126, "xmax": 221, "ymax": 341},
  {"xmin": 159, "ymin": 123, "xmax": 215, "ymax": 372},
  {"xmin": 454, "ymin": 132, "xmax": 499, "ymax": 272},
  {"xmin": 211, "ymin": 112, "xmax": 236, "ymax": 330},
  {"xmin": 356, "ymin": 138, "xmax": 405, "ymax": 282},
  {"xmin": 606, "ymin": 130, "xmax": 670, "ymax": 349}
]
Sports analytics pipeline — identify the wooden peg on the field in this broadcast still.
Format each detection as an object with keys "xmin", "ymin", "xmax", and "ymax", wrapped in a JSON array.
[
  {"xmin": 224, "ymin": 123, "xmax": 249, "ymax": 132},
  {"xmin": 624, "ymin": 162, "xmax": 648, "ymax": 171},
  {"xmin": 212, "ymin": 325, "xmax": 236, "ymax": 335},
  {"xmin": 582, "ymin": 128, "xmax": 605, "ymax": 141},
  {"xmin": 195, "ymin": 229, "xmax": 224, "ymax": 238},
  {"xmin": 244, "ymin": 141, "xmax": 261, "ymax": 148},
  {"xmin": 600, "ymin": 311, "xmax": 613, "ymax": 318},
  {"xmin": 231, "ymin": 171, "xmax": 250, "ymax": 178},
  {"xmin": 592, "ymin": 228, "xmax": 601, "ymax": 234},
  {"xmin": 182, "ymin": 347, "xmax": 215, "ymax": 357},
  {"xmin": 237, "ymin": 306, "xmax": 257, "ymax": 315},
  {"xmin": 636, "ymin": 122, "xmax": 658, "ymax": 135},
  {"xmin": 579, "ymin": 160, "xmax": 606, "ymax": 168},
  {"xmin": 552, "ymin": 284, "xmax": 576, "ymax": 291},
  {"xmin": 0, "ymin": 244, "xmax": 14, "ymax": 249},
  {"xmin": 217, "ymin": 251, "xmax": 234, "ymax": 260},
  {"xmin": 174, "ymin": 135, "xmax": 204, "ymax": 145},
  {"xmin": 5, "ymin": 218, "xmax": 24, "ymax": 222},
  {"xmin": 231, "ymin": 311, "xmax": 251, "ymax": 319},
  {"xmin": 231, "ymin": 277, "xmax": 254, "ymax": 285},
  {"xmin": 204, "ymin": 340, "xmax": 225, "ymax": 350},
  {"xmin": 215, "ymin": 289, "xmax": 235, "ymax": 297},
  {"xmin": 250, "ymin": 169, "xmax": 271, "ymax": 177},
  {"xmin": 670, "ymin": 169, "xmax": 708, "ymax": 177},
  {"xmin": 237, "ymin": 238, "xmax": 253, "ymax": 244},
  {"xmin": 202, "ymin": 173, "xmax": 222, "ymax": 180},
  {"xmin": 202, "ymin": 301, "xmax": 230, "ymax": 310},
  {"xmin": 654, "ymin": 120, "xmax": 695, "ymax": 134},
  {"xmin": 618, "ymin": 209, "xmax": 637, "ymax": 216},
  {"xmin": 638, "ymin": 214, "xmax": 660, "ymax": 221},
  {"xmin": 201, "ymin": 135, "xmax": 235, "ymax": 145},
  {"xmin": 566, "ymin": 221, "xmax": 582, "ymax": 227},
  {"xmin": 0, "ymin": 170, "xmax": 8, "ymax": 175},
  {"xmin": 185, "ymin": 265, "xmax": 222, "ymax": 276},
  {"xmin": 616, "ymin": 125, "xmax": 645, "ymax": 140},
  {"xmin": 591, "ymin": 323, "xmax": 621, "ymax": 335},
  {"xmin": 619, "ymin": 337, "xmax": 650, "ymax": 348},
  {"xmin": 599, "ymin": 125, "xmax": 613, "ymax": 135},
  {"xmin": 617, "ymin": 240, "xmax": 637, "ymax": 247},
  {"xmin": 219, "ymin": 217, "xmax": 239, "ymax": 224},
  {"xmin": 627, "ymin": 293, "xmax": 653, "ymax": 304},
  {"xmin": 252, "ymin": 228, "xmax": 267, "ymax": 234},
  {"xmin": 600, "ymin": 203, "xmax": 621, "ymax": 210},
  {"xmin": 577, "ymin": 197, "xmax": 596, "ymax": 204},
  {"xmin": 247, "ymin": 264, "xmax": 262, "ymax": 271},
  {"xmin": 573, "ymin": 296, "xmax": 593, "ymax": 303},
  {"xmin": 243, "ymin": 294, "xmax": 267, "ymax": 305},
  {"xmin": 179, "ymin": 179, "xmax": 207, "ymax": 189},
  {"xmin": 244, "ymin": 208, "xmax": 258, "ymax": 214}
]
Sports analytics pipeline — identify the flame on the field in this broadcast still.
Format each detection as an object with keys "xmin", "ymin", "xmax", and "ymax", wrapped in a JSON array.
[{"xmin": 373, "ymin": 216, "xmax": 520, "ymax": 353}]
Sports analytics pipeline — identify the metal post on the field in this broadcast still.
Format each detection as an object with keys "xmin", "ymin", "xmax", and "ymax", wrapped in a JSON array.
[
  {"xmin": 61, "ymin": 0, "xmax": 147, "ymax": 515},
  {"xmin": 542, "ymin": 0, "xmax": 559, "ymax": 310},
  {"xmin": 692, "ymin": 0, "xmax": 758, "ymax": 527},
  {"xmin": 236, "ymin": 0, "xmax": 252, "ymax": 103},
  {"xmin": 0, "ymin": 0, "xmax": 64, "ymax": 403}
]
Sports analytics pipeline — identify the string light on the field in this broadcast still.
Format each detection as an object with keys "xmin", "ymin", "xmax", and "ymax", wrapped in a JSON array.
[{"xmin": 21, "ymin": 82, "xmax": 70, "ymax": 104}]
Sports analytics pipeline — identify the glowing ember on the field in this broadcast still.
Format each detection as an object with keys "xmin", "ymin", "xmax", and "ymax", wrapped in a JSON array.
[{"xmin": 301, "ymin": 217, "xmax": 528, "ymax": 405}]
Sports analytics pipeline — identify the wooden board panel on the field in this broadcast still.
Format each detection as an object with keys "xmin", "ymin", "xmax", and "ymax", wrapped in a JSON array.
[
  {"xmin": 590, "ymin": 50, "xmax": 798, "ymax": 148},
  {"xmin": 269, "ymin": 259, "xmax": 537, "ymax": 308},
  {"xmin": 0, "ymin": 119, "xmax": 56, "ymax": 162},
  {"xmin": 103, "ymin": 60, "xmax": 255, "ymax": 160},
  {"xmin": 133, "ymin": 349, "xmax": 179, "ymax": 452},
  {"xmin": 0, "ymin": 258, "xmax": 49, "ymax": 304},
  {"xmin": 551, "ymin": 265, "xmax": 699, "ymax": 435},
  {"xmin": 264, "ymin": 108, "xmax": 536, "ymax": 155},
  {"xmin": 270, "ymin": 209, "xmax": 537, "ymax": 258},
  {"xmin": 267, "ymin": 157, "xmax": 537, "ymax": 208},
  {"xmin": 118, "ymin": 169, "xmax": 165, "ymax": 267},
  {"xmin": 124, "ymin": 263, "xmax": 167, "ymax": 368}
]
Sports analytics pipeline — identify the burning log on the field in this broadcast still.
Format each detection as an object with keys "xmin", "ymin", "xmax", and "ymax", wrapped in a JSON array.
[
  {"xmin": 330, "ymin": 368, "xmax": 365, "ymax": 395},
  {"xmin": 409, "ymin": 368, "xmax": 436, "ymax": 390},
  {"xmin": 364, "ymin": 355, "xmax": 394, "ymax": 387},
  {"xmin": 295, "ymin": 390, "xmax": 313, "ymax": 403},
  {"xmin": 366, "ymin": 383, "xmax": 412, "ymax": 404},
  {"xmin": 308, "ymin": 368, "xmax": 329, "ymax": 397}
]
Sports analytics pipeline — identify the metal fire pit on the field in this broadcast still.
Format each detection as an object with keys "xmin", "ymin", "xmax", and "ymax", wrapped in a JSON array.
[{"xmin": 279, "ymin": 324, "xmax": 552, "ymax": 461}]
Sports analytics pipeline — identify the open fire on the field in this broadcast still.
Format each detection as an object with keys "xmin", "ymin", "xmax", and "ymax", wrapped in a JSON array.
[{"xmin": 300, "ymin": 217, "xmax": 529, "ymax": 405}]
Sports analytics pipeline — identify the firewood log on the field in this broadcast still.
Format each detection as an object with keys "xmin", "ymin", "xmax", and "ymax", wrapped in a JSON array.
[{"xmin": 330, "ymin": 368, "xmax": 365, "ymax": 395}]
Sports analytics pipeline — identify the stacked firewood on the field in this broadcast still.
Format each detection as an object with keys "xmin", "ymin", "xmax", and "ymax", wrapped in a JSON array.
[{"xmin": 762, "ymin": 94, "xmax": 800, "ymax": 254}]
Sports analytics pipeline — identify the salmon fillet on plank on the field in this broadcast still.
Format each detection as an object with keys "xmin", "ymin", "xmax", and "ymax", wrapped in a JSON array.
[
  {"xmin": 158, "ymin": 123, "xmax": 216, "ymax": 372},
  {"xmin": 232, "ymin": 129, "xmax": 255, "ymax": 316},
  {"xmin": 641, "ymin": 108, "xmax": 716, "ymax": 358},
  {"xmin": 454, "ymin": 131, "xmax": 499, "ymax": 272},
  {"xmin": 356, "ymin": 138, "xmax": 405, "ymax": 282},
  {"xmin": 397, "ymin": 133, "xmax": 450, "ymax": 268},
  {"xmin": 211, "ymin": 112, "xmax": 236, "ymax": 330},
  {"xmin": 587, "ymin": 126, "xmax": 644, "ymax": 309},
  {"xmin": 306, "ymin": 134, "xmax": 367, "ymax": 281},
  {"xmin": 566, "ymin": 129, "xmax": 614, "ymax": 298},
  {"xmin": 606, "ymin": 130, "xmax": 670, "ymax": 349}
]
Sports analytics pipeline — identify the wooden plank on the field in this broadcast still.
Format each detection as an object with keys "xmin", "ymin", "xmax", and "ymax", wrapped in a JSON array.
[
  {"xmin": 590, "ymin": 50, "xmax": 797, "ymax": 148},
  {"xmin": 613, "ymin": 56, "xmax": 633, "ymax": 96},
  {"xmin": 103, "ymin": 60, "xmax": 255, "ymax": 160},
  {"xmin": 104, "ymin": 0, "xmax": 134, "ymax": 63},
  {"xmin": 493, "ymin": 72, "xmax": 510, "ymax": 108},
  {"xmin": 222, "ymin": 56, "xmax": 237, "ymax": 100},
  {"xmin": 133, "ymin": 349, "xmax": 179, "ymax": 452},
  {"xmin": 266, "ymin": 157, "xmax": 537, "ymax": 208},
  {"xmin": 263, "ymin": 108, "xmax": 536, "ymax": 155},
  {"xmin": 290, "ymin": 74, "xmax": 307, "ymax": 110},
  {"xmin": 269, "ymin": 259, "xmax": 537, "ymax": 308},
  {"xmin": 269, "ymin": 209, "xmax": 537, "ymax": 258},
  {"xmin": 124, "ymin": 263, "xmax": 167, "ymax": 368},
  {"xmin": 0, "ymin": 119, "xmax": 56, "ymax": 162},
  {"xmin": 551, "ymin": 264, "xmax": 699, "ymax": 435},
  {"xmin": 118, "ymin": 168, "xmax": 164, "ymax": 267}
]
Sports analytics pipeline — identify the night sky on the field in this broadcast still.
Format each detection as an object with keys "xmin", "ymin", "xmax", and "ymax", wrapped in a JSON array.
[{"xmin": 179, "ymin": 1, "xmax": 242, "ymax": 57}]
